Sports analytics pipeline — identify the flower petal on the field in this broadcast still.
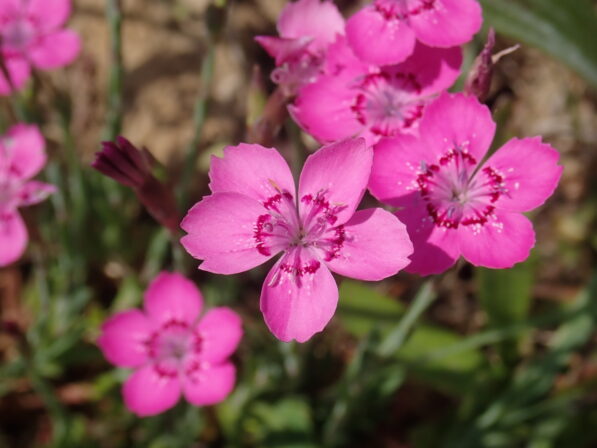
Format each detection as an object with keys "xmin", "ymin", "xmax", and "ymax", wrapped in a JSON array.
[
  {"xmin": 0, "ymin": 0, "xmax": 19, "ymax": 20},
  {"xmin": 144, "ymin": 272, "xmax": 203, "ymax": 325},
  {"xmin": 182, "ymin": 361, "xmax": 236, "ymax": 406},
  {"xmin": 16, "ymin": 181, "xmax": 56, "ymax": 206},
  {"xmin": 97, "ymin": 310, "xmax": 153, "ymax": 368},
  {"xmin": 27, "ymin": 0, "xmax": 72, "ymax": 30},
  {"xmin": 209, "ymin": 143, "xmax": 295, "ymax": 204},
  {"xmin": 458, "ymin": 212, "xmax": 535, "ymax": 269},
  {"xmin": 325, "ymin": 208, "xmax": 413, "ymax": 281},
  {"xmin": 122, "ymin": 365, "xmax": 181, "ymax": 417},
  {"xmin": 408, "ymin": 0, "xmax": 482, "ymax": 48},
  {"xmin": 0, "ymin": 58, "xmax": 30, "ymax": 95},
  {"xmin": 298, "ymin": 138, "xmax": 372, "ymax": 226},
  {"xmin": 181, "ymin": 193, "xmax": 279, "ymax": 274},
  {"xmin": 3, "ymin": 124, "xmax": 46, "ymax": 179},
  {"xmin": 29, "ymin": 30, "xmax": 81, "ymax": 70},
  {"xmin": 369, "ymin": 135, "xmax": 433, "ymax": 208},
  {"xmin": 260, "ymin": 248, "xmax": 338, "ymax": 342},
  {"xmin": 195, "ymin": 307, "xmax": 243, "ymax": 363},
  {"xmin": 0, "ymin": 211, "xmax": 27, "ymax": 267},
  {"xmin": 396, "ymin": 201, "xmax": 460, "ymax": 276},
  {"xmin": 419, "ymin": 93, "xmax": 496, "ymax": 164},
  {"xmin": 290, "ymin": 73, "xmax": 363, "ymax": 144},
  {"xmin": 482, "ymin": 137, "xmax": 562, "ymax": 212},
  {"xmin": 346, "ymin": 6, "xmax": 416, "ymax": 66},
  {"xmin": 277, "ymin": 0, "xmax": 345, "ymax": 48},
  {"xmin": 394, "ymin": 43, "xmax": 462, "ymax": 96}
]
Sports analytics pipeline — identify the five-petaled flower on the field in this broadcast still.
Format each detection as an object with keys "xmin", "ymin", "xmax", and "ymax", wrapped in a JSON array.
[
  {"xmin": 0, "ymin": 124, "xmax": 55, "ymax": 266},
  {"xmin": 346, "ymin": 0, "xmax": 482, "ymax": 66},
  {"xmin": 369, "ymin": 93, "xmax": 562, "ymax": 275},
  {"xmin": 180, "ymin": 138, "xmax": 413, "ymax": 343},
  {"xmin": 255, "ymin": 0, "xmax": 344, "ymax": 96},
  {"xmin": 98, "ymin": 272, "xmax": 243, "ymax": 417},
  {"xmin": 290, "ymin": 37, "xmax": 462, "ymax": 146},
  {"xmin": 0, "ymin": 0, "xmax": 81, "ymax": 94}
]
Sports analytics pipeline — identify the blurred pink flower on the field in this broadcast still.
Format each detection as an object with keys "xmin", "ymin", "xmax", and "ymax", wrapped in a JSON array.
[
  {"xmin": 98, "ymin": 272, "xmax": 242, "ymax": 417},
  {"xmin": 346, "ymin": 0, "xmax": 482, "ymax": 66},
  {"xmin": 0, "ymin": 0, "xmax": 81, "ymax": 94},
  {"xmin": 180, "ymin": 139, "xmax": 413, "ymax": 343},
  {"xmin": 255, "ymin": 0, "xmax": 345, "ymax": 96},
  {"xmin": 290, "ymin": 37, "xmax": 462, "ymax": 146},
  {"xmin": 0, "ymin": 124, "xmax": 55, "ymax": 266},
  {"xmin": 369, "ymin": 93, "xmax": 562, "ymax": 275}
]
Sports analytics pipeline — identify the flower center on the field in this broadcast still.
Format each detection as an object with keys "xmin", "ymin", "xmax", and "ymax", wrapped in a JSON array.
[
  {"xmin": 253, "ymin": 188, "xmax": 348, "ymax": 263},
  {"xmin": 352, "ymin": 72, "xmax": 425, "ymax": 137},
  {"xmin": 144, "ymin": 319, "xmax": 201, "ymax": 378},
  {"xmin": 413, "ymin": 144, "xmax": 506, "ymax": 230},
  {"xmin": 2, "ymin": 18, "xmax": 35, "ymax": 54}
]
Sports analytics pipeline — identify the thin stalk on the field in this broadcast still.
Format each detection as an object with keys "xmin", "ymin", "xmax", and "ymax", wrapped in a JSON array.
[
  {"xmin": 104, "ymin": 0, "xmax": 124, "ymax": 140},
  {"xmin": 377, "ymin": 281, "xmax": 436, "ymax": 357},
  {"xmin": 178, "ymin": 40, "xmax": 216, "ymax": 209}
]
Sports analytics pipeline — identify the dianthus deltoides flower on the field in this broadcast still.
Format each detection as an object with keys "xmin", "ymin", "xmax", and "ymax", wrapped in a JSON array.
[
  {"xmin": 0, "ymin": 124, "xmax": 55, "ymax": 266},
  {"xmin": 98, "ymin": 272, "xmax": 242, "ymax": 417},
  {"xmin": 346, "ymin": 0, "xmax": 482, "ymax": 66},
  {"xmin": 255, "ymin": 0, "xmax": 345, "ymax": 96},
  {"xmin": 290, "ymin": 37, "xmax": 462, "ymax": 146},
  {"xmin": 369, "ymin": 93, "xmax": 562, "ymax": 275},
  {"xmin": 0, "ymin": 0, "xmax": 80, "ymax": 94},
  {"xmin": 181, "ymin": 139, "xmax": 413, "ymax": 342}
]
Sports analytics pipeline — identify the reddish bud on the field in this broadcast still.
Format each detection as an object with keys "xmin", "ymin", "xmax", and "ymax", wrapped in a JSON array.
[{"xmin": 465, "ymin": 29, "xmax": 496, "ymax": 101}]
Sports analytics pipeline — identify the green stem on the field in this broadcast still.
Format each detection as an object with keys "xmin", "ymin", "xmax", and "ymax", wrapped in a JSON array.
[
  {"xmin": 104, "ymin": 0, "xmax": 124, "ymax": 140},
  {"xmin": 377, "ymin": 281, "xmax": 437, "ymax": 357},
  {"xmin": 178, "ymin": 40, "xmax": 216, "ymax": 209}
]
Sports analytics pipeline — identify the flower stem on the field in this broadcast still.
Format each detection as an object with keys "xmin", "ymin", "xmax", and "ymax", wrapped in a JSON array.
[
  {"xmin": 104, "ymin": 0, "xmax": 124, "ymax": 140},
  {"xmin": 377, "ymin": 281, "xmax": 437, "ymax": 357},
  {"xmin": 178, "ymin": 38, "xmax": 216, "ymax": 210}
]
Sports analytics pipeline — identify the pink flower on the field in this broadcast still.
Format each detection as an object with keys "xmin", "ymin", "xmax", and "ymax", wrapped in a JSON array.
[
  {"xmin": 369, "ymin": 93, "xmax": 562, "ymax": 275},
  {"xmin": 255, "ymin": 0, "xmax": 344, "ymax": 96},
  {"xmin": 290, "ymin": 38, "xmax": 462, "ymax": 146},
  {"xmin": 0, "ymin": 124, "xmax": 55, "ymax": 266},
  {"xmin": 98, "ymin": 272, "xmax": 242, "ymax": 417},
  {"xmin": 180, "ymin": 139, "xmax": 413, "ymax": 342},
  {"xmin": 0, "ymin": 0, "xmax": 81, "ymax": 94},
  {"xmin": 346, "ymin": 0, "xmax": 482, "ymax": 66}
]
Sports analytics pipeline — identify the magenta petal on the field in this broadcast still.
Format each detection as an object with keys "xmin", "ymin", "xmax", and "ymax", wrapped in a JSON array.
[
  {"xmin": 396, "ymin": 204, "xmax": 460, "ymax": 276},
  {"xmin": 408, "ymin": 0, "xmax": 482, "ymax": 48},
  {"xmin": 122, "ymin": 365, "xmax": 181, "ymax": 417},
  {"xmin": 369, "ymin": 135, "xmax": 432, "ymax": 208},
  {"xmin": 181, "ymin": 193, "xmax": 277, "ymax": 274},
  {"xmin": 346, "ymin": 6, "xmax": 416, "ymax": 66},
  {"xmin": 260, "ymin": 248, "xmax": 338, "ymax": 342},
  {"xmin": 0, "ymin": 0, "xmax": 19, "ymax": 20},
  {"xmin": 143, "ymin": 272, "xmax": 203, "ymax": 325},
  {"xmin": 483, "ymin": 137, "xmax": 562, "ymax": 213},
  {"xmin": 182, "ymin": 361, "xmax": 236, "ymax": 406},
  {"xmin": 277, "ymin": 0, "xmax": 345, "ymax": 48},
  {"xmin": 4, "ymin": 124, "xmax": 46, "ymax": 179},
  {"xmin": 290, "ymin": 73, "xmax": 362, "ymax": 144},
  {"xmin": 17, "ymin": 181, "xmax": 56, "ymax": 206},
  {"xmin": 298, "ymin": 138, "xmax": 372, "ymax": 225},
  {"xmin": 395, "ymin": 43, "xmax": 462, "ymax": 96},
  {"xmin": 0, "ymin": 211, "xmax": 28, "ymax": 267},
  {"xmin": 0, "ymin": 58, "xmax": 30, "ymax": 95},
  {"xmin": 209, "ymin": 143, "xmax": 296, "ymax": 203},
  {"xmin": 419, "ymin": 93, "xmax": 496, "ymax": 164},
  {"xmin": 195, "ymin": 307, "xmax": 243, "ymax": 363},
  {"xmin": 97, "ymin": 310, "xmax": 152, "ymax": 368},
  {"xmin": 325, "ymin": 208, "xmax": 413, "ymax": 281},
  {"xmin": 27, "ymin": 0, "xmax": 72, "ymax": 30},
  {"xmin": 458, "ymin": 213, "xmax": 535, "ymax": 269},
  {"xmin": 29, "ymin": 30, "xmax": 81, "ymax": 70}
]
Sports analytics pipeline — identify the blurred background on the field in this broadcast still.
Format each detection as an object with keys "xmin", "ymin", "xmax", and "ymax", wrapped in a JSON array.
[{"xmin": 1, "ymin": 0, "xmax": 597, "ymax": 446}]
